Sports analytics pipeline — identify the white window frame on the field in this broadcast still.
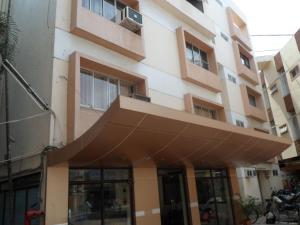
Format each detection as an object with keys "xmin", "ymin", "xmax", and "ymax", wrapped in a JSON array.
[{"xmin": 80, "ymin": 69, "xmax": 122, "ymax": 111}]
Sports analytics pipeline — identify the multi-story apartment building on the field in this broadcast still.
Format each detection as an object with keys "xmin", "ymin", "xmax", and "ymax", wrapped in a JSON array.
[
  {"xmin": 258, "ymin": 29, "xmax": 300, "ymax": 178},
  {"xmin": 0, "ymin": 0, "xmax": 290, "ymax": 225}
]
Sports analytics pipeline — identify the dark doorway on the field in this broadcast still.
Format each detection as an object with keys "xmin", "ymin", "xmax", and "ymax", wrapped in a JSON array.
[
  {"xmin": 158, "ymin": 169, "xmax": 190, "ymax": 225},
  {"xmin": 195, "ymin": 169, "xmax": 234, "ymax": 225}
]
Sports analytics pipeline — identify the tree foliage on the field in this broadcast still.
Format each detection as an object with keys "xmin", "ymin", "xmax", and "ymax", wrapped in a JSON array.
[{"xmin": 0, "ymin": 12, "xmax": 18, "ymax": 60}]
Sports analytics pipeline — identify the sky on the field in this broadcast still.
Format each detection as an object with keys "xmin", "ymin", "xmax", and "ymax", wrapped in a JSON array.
[{"xmin": 232, "ymin": 0, "xmax": 300, "ymax": 56}]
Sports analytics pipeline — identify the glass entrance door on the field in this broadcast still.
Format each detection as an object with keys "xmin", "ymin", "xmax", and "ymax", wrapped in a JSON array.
[
  {"xmin": 158, "ymin": 169, "xmax": 190, "ymax": 225},
  {"xmin": 195, "ymin": 169, "xmax": 234, "ymax": 225}
]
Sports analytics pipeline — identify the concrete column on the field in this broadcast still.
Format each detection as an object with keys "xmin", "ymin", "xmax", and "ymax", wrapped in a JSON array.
[
  {"xmin": 228, "ymin": 167, "xmax": 242, "ymax": 225},
  {"xmin": 133, "ymin": 165, "xmax": 161, "ymax": 225},
  {"xmin": 186, "ymin": 167, "xmax": 201, "ymax": 225},
  {"xmin": 45, "ymin": 163, "xmax": 69, "ymax": 225}
]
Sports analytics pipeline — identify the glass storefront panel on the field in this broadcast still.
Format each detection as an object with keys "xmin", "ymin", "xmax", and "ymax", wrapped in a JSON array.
[
  {"xmin": 14, "ymin": 190, "xmax": 26, "ymax": 225},
  {"xmin": 214, "ymin": 178, "xmax": 234, "ymax": 225},
  {"xmin": 69, "ymin": 184, "xmax": 102, "ymax": 225},
  {"xmin": 196, "ymin": 178, "xmax": 218, "ymax": 225},
  {"xmin": 158, "ymin": 169, "xmax": 189, "ymax": 225},
  {"xmin": 195, "ymin": 169, "xmax": 234, "ymax": 225},
  {"xmin": 103, "ymin": 183, "xmax": 131, "ymax": 225},
  {"xmin": 69, "ymin": 169, "xmax": 132, "ymax": 225}
]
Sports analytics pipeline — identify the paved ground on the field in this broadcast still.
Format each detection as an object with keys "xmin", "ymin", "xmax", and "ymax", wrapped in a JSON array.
[{"xmin": 255, "ymin": 216, "xmax": 299, "ymax": 224}]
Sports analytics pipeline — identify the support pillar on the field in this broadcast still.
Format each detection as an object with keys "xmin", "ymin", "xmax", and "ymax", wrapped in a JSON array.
[
  {"xmin": 229, "ymin": 167, "xmax": 243, "ymax": 225},
  {"xmin": 133, "ymin": 165, "xmax": 161, "ymax": 225},
  {"xmin": 45, "ymin": 163, "xmax": 69, "ymax": 225},
  {"xmin": 186, "ymin": 167, "xmax": 201, "ymax": 225}
]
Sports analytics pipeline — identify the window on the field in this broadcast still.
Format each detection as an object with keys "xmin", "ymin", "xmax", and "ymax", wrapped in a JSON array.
[
  {"xmin": 186, "ymin": 0, "xmax": 204, "ymax": 12},
  {"xmin": 236, "ymin": 120, "xmax": 245, "ymax": 128},
  {"xmin": 186, "ymin": 42, "xmax": 209, "ymax": 70},
  {"xmin": 248, "ymin": 94, "xmax": 257, "ymax": 107},
  {"xmin": 220, "ymin": 32, "xmax": 229, "ymax": 42},
  {"xmin": 82, "ymin": 0, "xmax": 126, "ymax": 21},
  {"xmin": 80, "ymin": 69, "xmax": 135, "ymax": 111},
  {"xmin": 270, "ymin": 120, "xmax": 277, "ymax": 135},
  {"xmin": 240, "ymin": 53, "xmax": 251, "ymax": 69},
  {"xmin": 69, "ymin": 169, "xmax": 133, "ymax": 225},
  {"xmin": 215, "ymin": 0, "xmax": 223, "ymax": 7},
  {"xmin": 0, "ymin": 175, "xmax": 40, "ymax": 225},
  {"xmin": 290, "ymin": 65, "xmax": 300, "ymax": 79},
  {"xmin": 228, "ymin": 74, "xmax": 236, "ymax": 84},
  {"xmin": 270, "ymin": 83, "xmax": 278, "ymax": 95},
  {"xmin": 272, "ymin": 169, "xmax": 279, "ymax": 176},
  {"xmin": 279, "ymin": 124, "xmax": 288, "ymax": 135},
  {"xmin": 194, "ymin": 104, "xmax": 217, "ymax": 120}
]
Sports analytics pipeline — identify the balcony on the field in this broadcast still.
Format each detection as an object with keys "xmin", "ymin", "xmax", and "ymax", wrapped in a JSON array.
[
  {"xmin": 288, "ymin": 115, "xmax": 300, "ymax": 141},
  {"xmin": 176, "ymin": 27, "xmax": 222, "ymax": 93},
  {"xmin": 67, "ymin": 52, "xmax": 149, "ymax": 142},
  {"xmin": 240, "ymin": 84, "xmax": 267, "ymax": 122},
  {"xmin": 70, "ymin": 0, "xmax": 145, "ymax": 61},
  {"xmin": 227, "ymin": 7, "xmax": 252, "ymax": 51},
  {"xmin": 153, "ymin": 0, "xmax": 216, "ymax": 38},
  {"xmin": 233, "ymin": 41, "xmax": 259, "ymax": 85}
]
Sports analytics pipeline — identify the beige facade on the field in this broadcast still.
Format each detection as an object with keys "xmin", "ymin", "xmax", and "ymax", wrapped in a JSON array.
[
  {"xmin": 257, "ymin": 29, "xmax": 300, "ymax": 165},
  {"xmin": 0, "ymin": 0, "xmax": 292, "ymax": 225}
]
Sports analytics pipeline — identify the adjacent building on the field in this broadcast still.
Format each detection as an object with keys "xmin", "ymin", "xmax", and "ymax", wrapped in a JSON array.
[
  {"xmin": 0, "ymin": 0, "xmax": 290, "ymax": 225},
  {"xmin": 257, "ymin": 29, "xmax": 300, "ymax": 179}
]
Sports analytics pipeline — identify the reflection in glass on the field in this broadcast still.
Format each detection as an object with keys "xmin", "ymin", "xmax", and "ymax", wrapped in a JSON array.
[
  {"xmin": 91, "ymin": 0, "xmax": 103, "ymax": 15},
  {"xmin": 103, "ymin": 0, "xmax": 116, "ymax": 21},
  {"xmin": 70, "ymin": 169, "xmax": 102, "ymax": 182},
  {"xmin": 69, "ymin": 169, "xmax": 132, "ymax": 225},
  {"xmin": 14, "ymin": 190, "xmax": 26, "ymax": 225},
  {"xmin": 186, "ymin": 42, "xmax": 193, "ymax": 63},
  {"xmin": 69, "ymin": 184, "xmax": 102, "ymax": 225},
  {"xmin": 103, "ymin": 169, "xmax": 130, "ymax": 180},
  {"xmin": 109, "ymin": 79, "xmax": 118, "ymax": 106},
  {"xmin": 103, "ymin": 183, "xmax": 131, "ymax": 225},
  {"xmin": 195, "ymin": 169, "xmax": 234, "ymax": 225},
  {"xmin": 94, "ymin": 76, "xmax": 108, "ymax": 110},
  {"xmin": 196, "ymin": 178, "xmax": 218, "ymax": 225}
]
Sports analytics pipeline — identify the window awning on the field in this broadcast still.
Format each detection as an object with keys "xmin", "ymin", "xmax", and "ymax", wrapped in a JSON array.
[{"xmin": 48, "ymin": 96, "xmax": 290, "ymax": 168}]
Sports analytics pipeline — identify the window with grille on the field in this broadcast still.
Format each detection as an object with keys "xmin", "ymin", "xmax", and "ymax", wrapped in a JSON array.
[
  {"xmin": 186, "ymin": 42, "xmax": 209, "ymax": 71},
  {"xmin": 248, "ymin": 94, "xmax": 257, "ymax": 107},
  {"xmin": 240, "ymin": 53, "xmax": 251, "ymax": 69},
  {"xmin": 194, "ymin": 104, "xmax": 217, "ymax": 120}
]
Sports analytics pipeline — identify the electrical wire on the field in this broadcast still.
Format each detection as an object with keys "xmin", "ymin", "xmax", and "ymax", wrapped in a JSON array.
[{"xmin": 0, "ymin": 111, "xmax": 50, "ymax": 125}]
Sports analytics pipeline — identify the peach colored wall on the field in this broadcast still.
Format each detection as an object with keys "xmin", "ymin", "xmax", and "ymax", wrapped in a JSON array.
[
  {"xmin": 133, "ymin": 166, "xmax": 161, "ymax": 225},
  {"xmin": 232, "ymin": 41, "xmax": 258, "ymax": 85},
  {"xmin": 176, "ymin": 27, "xmax": 222, "ymax": 93},
  {"xmin": 71, "ymin": 0, "xmax": 145, "ymax": 61},
  {"xmin": 186, "ymin": 167, "xmax": 201, "ymax": 225},
  {"xmin": 45, "ymin": 163, "xmax": 69, "ymax": 225},
  {"xmin": 240, "ymin": 84, "xmax": 267, "ymax": 122},
  {"xmin": 67, "ymin": 52, "xmax": 148, "ymax": 142},
  {"xmin": 226, "ymin": 7, "xmax": 252, "ymax": 51}
]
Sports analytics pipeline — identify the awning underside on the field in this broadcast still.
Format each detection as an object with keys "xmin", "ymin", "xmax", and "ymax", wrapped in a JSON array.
[{"xmin": 48, "ymin": 97, "xmax": 290, "ymax": 168}]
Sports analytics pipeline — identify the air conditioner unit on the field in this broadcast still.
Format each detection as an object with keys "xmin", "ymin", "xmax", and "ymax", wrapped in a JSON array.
[{"xmin": 118, "ymin": 6, "xmax": 143, "ymax": 32}]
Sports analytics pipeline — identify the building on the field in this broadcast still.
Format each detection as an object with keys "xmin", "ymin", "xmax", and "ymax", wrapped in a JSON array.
[
  {"xmin": 0, "ymin": 0, "xmax": 290, "ymax": 225},
  {"xmin": 257, "ymin": 29, "xmax": 300, "ymax": 179}
]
